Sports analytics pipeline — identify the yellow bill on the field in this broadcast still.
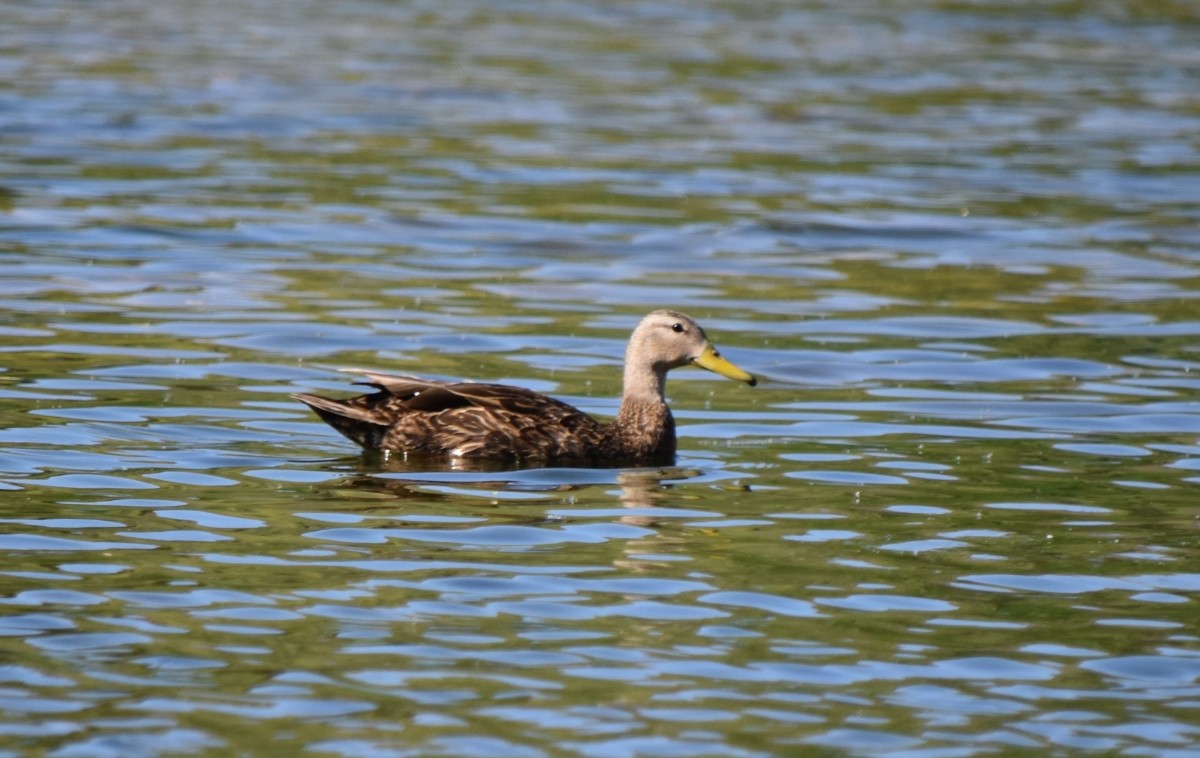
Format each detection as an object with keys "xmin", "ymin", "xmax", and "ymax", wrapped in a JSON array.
[{"xmin": 692, "ymin": 343, "xmax": 757, "ymax": 386}]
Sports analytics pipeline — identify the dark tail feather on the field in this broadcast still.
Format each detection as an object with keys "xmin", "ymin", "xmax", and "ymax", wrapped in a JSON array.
[{"xmin": 293, "ymin": 393, "xmax": 387, "ymax": 450}]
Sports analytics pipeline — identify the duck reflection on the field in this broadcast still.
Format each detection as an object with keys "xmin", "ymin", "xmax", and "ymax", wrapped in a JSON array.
[{"xmin": 300, "ymin": 454, "xmax": 703, "ymax": 530}]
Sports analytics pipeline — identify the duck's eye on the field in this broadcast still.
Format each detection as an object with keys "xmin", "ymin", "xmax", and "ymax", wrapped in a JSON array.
[{"xmin": 671, "ymin": 323, "xmax": 685, "ymax": 333}]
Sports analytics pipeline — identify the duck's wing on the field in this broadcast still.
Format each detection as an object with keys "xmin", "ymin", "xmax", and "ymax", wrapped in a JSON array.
[
  {"xmin": 292, "ymin": 370, "xmax": 461, "ymax": 449},
  {"xmin": 340, "ymin": 369, "xmax": 476, "ymax": 412},
  {"xmin": 297, "ymin": 370, "xmax": 603, "ymax": 459},
  {"xmin": 342, "ymin": 369, "xmax": 588, "ymax": 416},
  {"xmin": 422, "ymin": 381, "xmax": 603, "ymax": 461}
]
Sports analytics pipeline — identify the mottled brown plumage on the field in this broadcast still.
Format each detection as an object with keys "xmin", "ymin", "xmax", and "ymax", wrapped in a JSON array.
[{"xmin": 293, "ymin": 310, "xmax": 756, "ymax": 467}]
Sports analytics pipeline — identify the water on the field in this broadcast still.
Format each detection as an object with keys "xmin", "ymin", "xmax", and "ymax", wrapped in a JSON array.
[{"xmin": 2, "ymin": 0, "xmax": 1199, "ymax": 755}]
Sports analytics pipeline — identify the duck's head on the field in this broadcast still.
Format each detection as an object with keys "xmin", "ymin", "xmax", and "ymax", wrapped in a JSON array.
[{"xmin": 629, "ymin": 310, "xmax": 757, "ymax": 386}]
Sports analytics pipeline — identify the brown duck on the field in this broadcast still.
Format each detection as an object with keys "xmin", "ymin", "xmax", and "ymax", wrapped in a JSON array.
[{"xmin": 293, "ymin": 310, "xmax": 756, "ymax": 467}]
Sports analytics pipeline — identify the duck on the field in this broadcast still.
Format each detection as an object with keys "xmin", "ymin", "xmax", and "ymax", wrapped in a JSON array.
[{"xmin": 292, "ymin": 310, "xmax": 756, "ymax": 467}]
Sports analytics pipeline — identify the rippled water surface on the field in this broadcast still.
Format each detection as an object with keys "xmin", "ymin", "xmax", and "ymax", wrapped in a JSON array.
[{"xmin": 2, "ymin": 1, "xmax": 1200, "ymax": 755}]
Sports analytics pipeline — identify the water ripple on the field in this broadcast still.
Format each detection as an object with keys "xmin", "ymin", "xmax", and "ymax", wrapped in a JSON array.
[{"xmin": 2, "ymin": 0, "xmax": 1198, "ymax": 754}]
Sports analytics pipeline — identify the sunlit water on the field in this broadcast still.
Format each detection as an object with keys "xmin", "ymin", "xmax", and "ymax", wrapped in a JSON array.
[{"xmin": 2, "ymin": 1, "xmax": 1199, "ymax": 755}]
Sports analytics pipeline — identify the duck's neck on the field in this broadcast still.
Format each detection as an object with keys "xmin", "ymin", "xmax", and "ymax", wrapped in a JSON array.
[
  {"xmin": 621, "ymin": 358, "xmax": 666, "ymax": 408},
  {"xmin": 609, "ymin": 361, "xmax": 675, "ymax": 464}
]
